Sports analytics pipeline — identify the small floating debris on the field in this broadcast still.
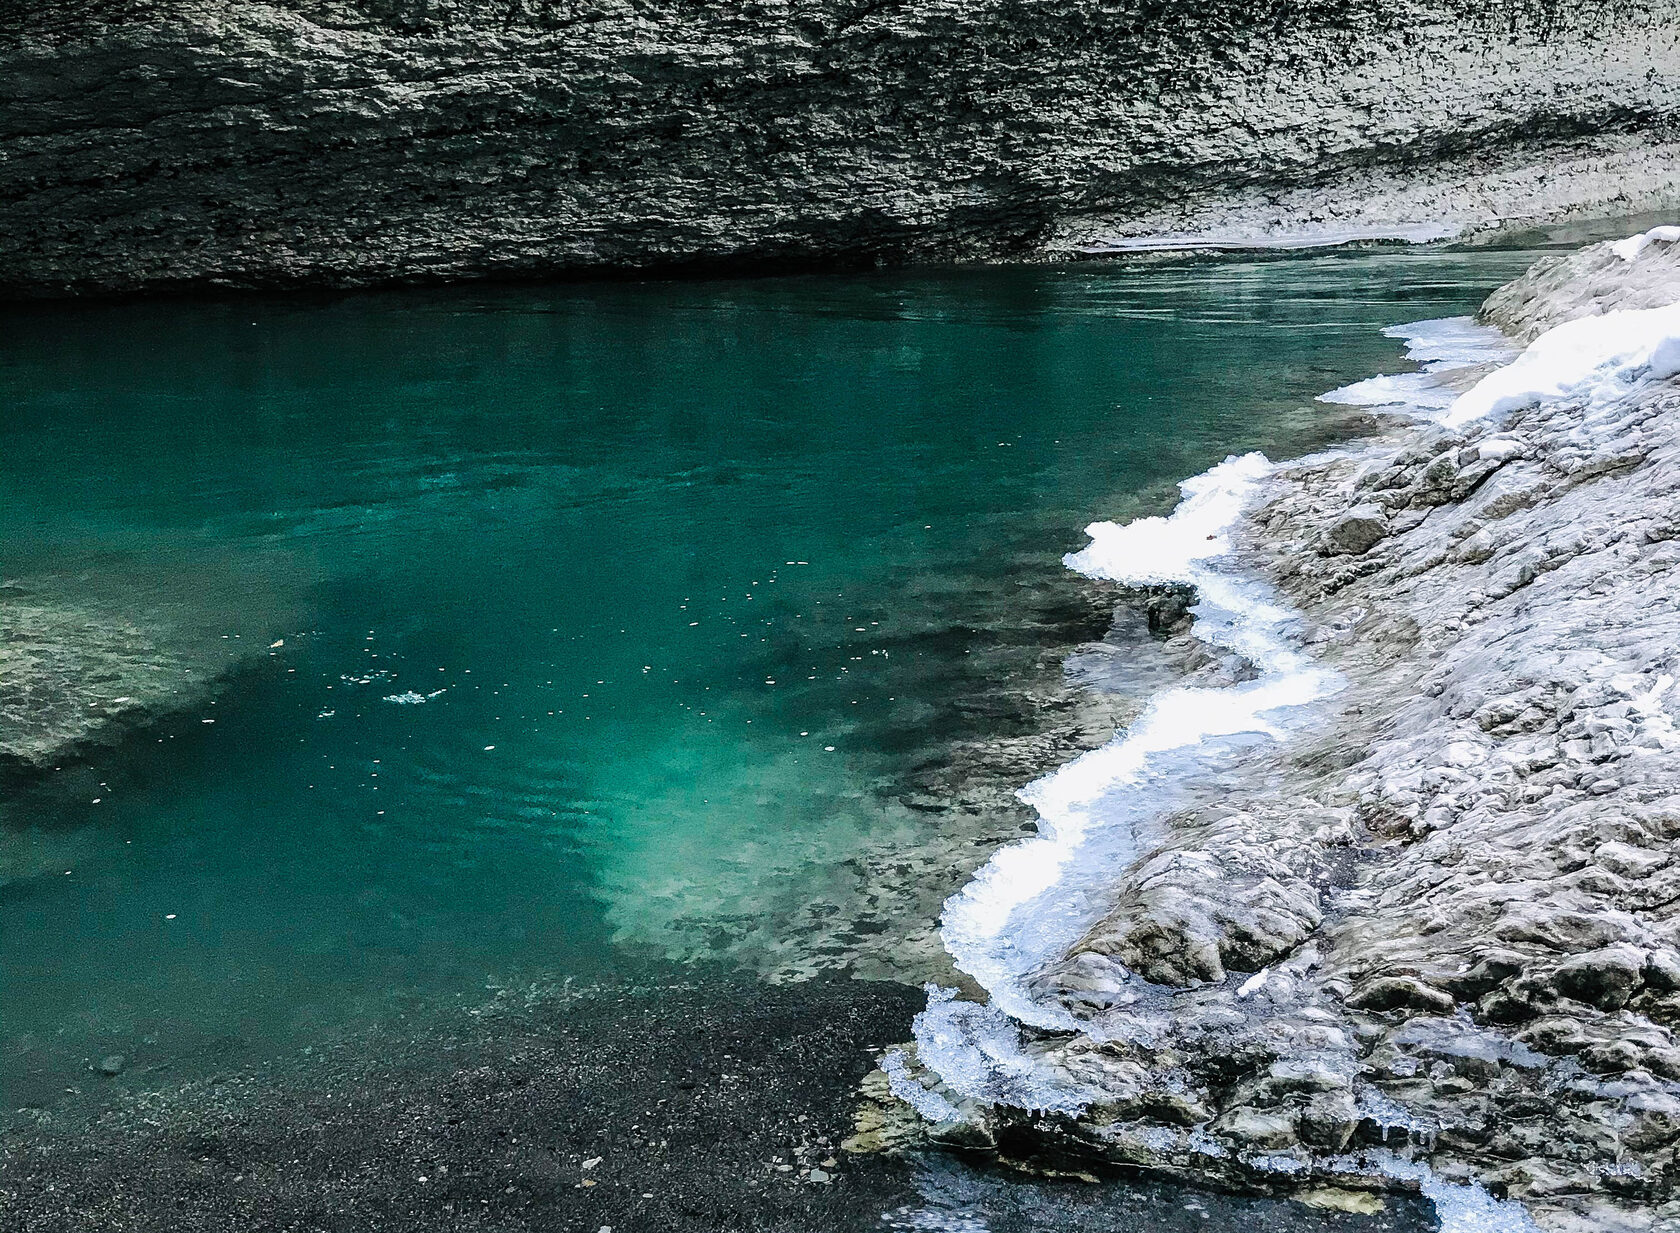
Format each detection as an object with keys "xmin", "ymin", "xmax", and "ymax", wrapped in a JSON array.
[{"xmin": 340, "ymin": 670, "xmax": 395, "ymax": 686}]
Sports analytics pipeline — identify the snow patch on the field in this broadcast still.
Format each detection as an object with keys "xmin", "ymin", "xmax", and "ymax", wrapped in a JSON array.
[
  {"xmin": 1063, "ymin": 451, "xmax": 1271, "ymax": 583},
  {"xmin": 1446, "ymin": 301, "xmax": 1680, "ymax": 426},
  {"xmin": 1611, "ymin": 223, "xmax": 1680, "ymax": 262}
]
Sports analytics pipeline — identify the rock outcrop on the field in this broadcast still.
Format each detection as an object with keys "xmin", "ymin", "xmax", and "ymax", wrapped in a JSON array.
[
  {"xmin": 867, "ymin": 232, "xmax": 1680, "ymax": 1231},
  {"xmin": 4, "ymin": 0, "xmax": 1680, "ymax": 295}
]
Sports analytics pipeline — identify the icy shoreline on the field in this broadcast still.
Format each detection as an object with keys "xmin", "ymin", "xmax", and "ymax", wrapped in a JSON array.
[{"xmin": 864, "ymin": 229, "xmax": 1680, "ymax": 1231}]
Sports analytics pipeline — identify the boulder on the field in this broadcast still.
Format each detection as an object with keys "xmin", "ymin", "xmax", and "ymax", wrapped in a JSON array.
[
  {"xmin": 1548, "ymin": 944, "xmax": 1648, "ymax": 1010},
  {"xmin": 1324, "ymin": 504, "xmax": 1391, "ymax": 556}
]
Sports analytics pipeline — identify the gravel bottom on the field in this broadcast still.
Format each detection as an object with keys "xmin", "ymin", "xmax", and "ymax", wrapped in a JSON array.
[{"xmin": 0, "ymin": 972, "xmax": 1436, "ymax": 1232}]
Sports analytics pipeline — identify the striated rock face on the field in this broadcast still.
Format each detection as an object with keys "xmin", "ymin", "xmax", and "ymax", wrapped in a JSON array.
[
  {"xmin": 4, "ymin": 0, "xmax": 1680, "ymax": 295},
  {"xmin": 866, "ymin": 234, "xmax": 1680, "ymax": 1230}
]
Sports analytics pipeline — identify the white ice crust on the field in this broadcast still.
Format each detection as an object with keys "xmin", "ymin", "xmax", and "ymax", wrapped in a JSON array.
[
  {"xmin": 912, "ymin": 450, "xmax": 1342, "ymax": 1110},
  {"xmin": 1319, "ymin": 316, "xmax": 1515, "ymax": 412},
  {"xmin": 1611, "ymin": 223, "xmax": 1680, "ymax": 262},
  {"xmin": 1378, "ymin": 1157, "xmax": 1541, "ymax": 1233},
  {"xmin": 904, "ymin": 291, "xmax": 1629, "ymax": 1228},
  {"xmin": 1446, "ymin": 301, "xmax": 1680, "ymax": 426}
]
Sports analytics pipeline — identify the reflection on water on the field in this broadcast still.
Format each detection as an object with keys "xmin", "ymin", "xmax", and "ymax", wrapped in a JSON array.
[{"xmin": 0, "ymin": 252, "xmax": 1542, "ymax": 1102}]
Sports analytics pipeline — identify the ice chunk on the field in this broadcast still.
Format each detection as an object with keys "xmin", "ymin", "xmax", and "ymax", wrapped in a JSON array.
[
  {"xmin": 1063, "ymin": 452, "xmax": 1271, "ymax": 584},
  {"xmin": 881, "ymin": 1047, "xmax": 963, "ymax": 1125},
  {"xmin": 1320, "ymin": 318, "xmax": 1515, "ymax": 413},
  {"xmin": 1236, "ymin": 968, "xmax": 1270, "ymax": 999},
  {"xmin": 1387, "ymin": 317, "xmax": 1514, "ymax": 370},
  {"xmin": 1320, "ymin": 372, "xmax": 1453, "ymax": 410},
  {"xmin": 1377, "ymin": 1156, "xmax": 1540, "ymax": 1233},
  {"xmin": 910, "ymin": 986, "xmax": 1101, "ymax": 1114}
]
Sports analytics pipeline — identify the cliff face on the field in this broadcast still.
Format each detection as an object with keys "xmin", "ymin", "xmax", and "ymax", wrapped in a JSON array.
[{"xmin": 3, "ymin": 0, "xmax": 1680, "ymax": 294}]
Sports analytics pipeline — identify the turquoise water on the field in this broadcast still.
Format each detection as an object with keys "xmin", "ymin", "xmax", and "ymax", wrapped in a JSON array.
[{"xmin": 0, "ymin": 252, "xmax": 1540, "ymax": 1100}]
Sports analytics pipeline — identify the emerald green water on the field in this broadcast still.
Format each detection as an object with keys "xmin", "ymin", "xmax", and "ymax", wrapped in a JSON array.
[{"xmin": 0, "ymin": 252, "xmax": 1540, "ymax": 1102}]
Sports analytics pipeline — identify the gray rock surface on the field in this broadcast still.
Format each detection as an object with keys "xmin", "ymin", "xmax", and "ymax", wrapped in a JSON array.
[
  {"xmin": 866, "ymin": 234, "xmax": 1680, "ymax": 1230},
  {"xmin": 1483, "ymin": 233, "xmax": 1680, "ymax": 343},
  {"xmin": 1325, "ymin": 503, "xmax": 1391, "ymax": 556},
  {"xmin": 4, "ymin": 0, "xmax": 1680, "ymax": 295}
]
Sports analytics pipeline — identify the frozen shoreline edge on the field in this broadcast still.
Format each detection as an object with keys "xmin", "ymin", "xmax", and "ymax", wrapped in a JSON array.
[{"xmin": 860, "ymin": 227, "xmax": 1680, "ymax": 1233}]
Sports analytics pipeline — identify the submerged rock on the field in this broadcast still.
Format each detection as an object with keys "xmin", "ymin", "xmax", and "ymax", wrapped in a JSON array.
[
  {"xmin": 1, "ymin": 586, "xmax": 209, "ymax": 775},
  {"xmin": 0, "ymin": 576, "xmax": 287, "ymax": 782}
]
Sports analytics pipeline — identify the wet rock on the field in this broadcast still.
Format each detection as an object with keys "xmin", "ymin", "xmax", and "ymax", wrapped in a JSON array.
[
  {"xmin": 1547, "ymin": 944, "xmax": 1648, "ymax": 1011},
  {"xmin": 1645, "ymin": 949, "xmax": 1680, "ymax": 993},
  {"xmin": 1141, "ymin": 586, "xmax": 1197, "ymax": 638},
  {"xmin": 1441, "ymin": 949, "xmax": 1527, "ymax": 1001},
  {"xmin": 1346, "ymin": 976, "xmax": 1456, "ymax": 1016},
  {"xmin": 97, "ymin": 1054, "xmax": 125, "ymax": 1076},
  {"xmin": 1297, "ymin": 1092, "xmax": 1359, "ymax": 1152},
  {"xmin": 1624, "ymin": 1090, "xmax": 1680, "ymax": 1150},
  {"xmin": 1514, "ymin": 1016, "xmax": 1591, "ymax": 1056},
  {"xmin": 1211, "ymin": 1107, "xmax": 1297, "ymax": 1151},
  {"xmin": 1578, "ymin": 1039, "xmax": 1644, "ymax": 1074}
]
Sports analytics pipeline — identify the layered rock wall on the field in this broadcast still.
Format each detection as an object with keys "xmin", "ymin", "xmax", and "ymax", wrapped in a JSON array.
[{"xmin": 4, "ymin": 0, "xmax": 1680, "ymax": 294}]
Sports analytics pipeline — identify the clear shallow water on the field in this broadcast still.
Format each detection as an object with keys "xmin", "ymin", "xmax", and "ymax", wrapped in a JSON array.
[{"xmin": 0, "ymin": 251, "xmax": 1542, "ymax": 1101}]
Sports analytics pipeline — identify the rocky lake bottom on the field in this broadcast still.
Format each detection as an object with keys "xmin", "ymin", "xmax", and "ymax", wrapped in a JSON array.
[{"xmin": 1, "ymin": 233, "xmax": 1656, "ymax": 1230}]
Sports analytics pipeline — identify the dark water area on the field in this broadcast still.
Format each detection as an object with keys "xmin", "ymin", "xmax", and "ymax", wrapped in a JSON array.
[{"xmin": 0, "ymin": 250, "xmax": 1544, "ymax": 1229}]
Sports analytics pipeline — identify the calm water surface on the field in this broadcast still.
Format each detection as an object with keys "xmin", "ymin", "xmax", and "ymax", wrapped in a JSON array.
[{"xmin": 0, "ymin": 251, "xmax": 1542, "ymax": 1102}]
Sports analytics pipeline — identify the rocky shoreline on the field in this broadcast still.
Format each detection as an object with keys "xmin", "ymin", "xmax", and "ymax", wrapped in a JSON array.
[
  {"xmin": 869, "ymin": 233, "xmax": 1680, "ymax": 1231},
  {"xmin": 4, "ymin": 1, "xmax": 1679, "ymax": 295}
]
